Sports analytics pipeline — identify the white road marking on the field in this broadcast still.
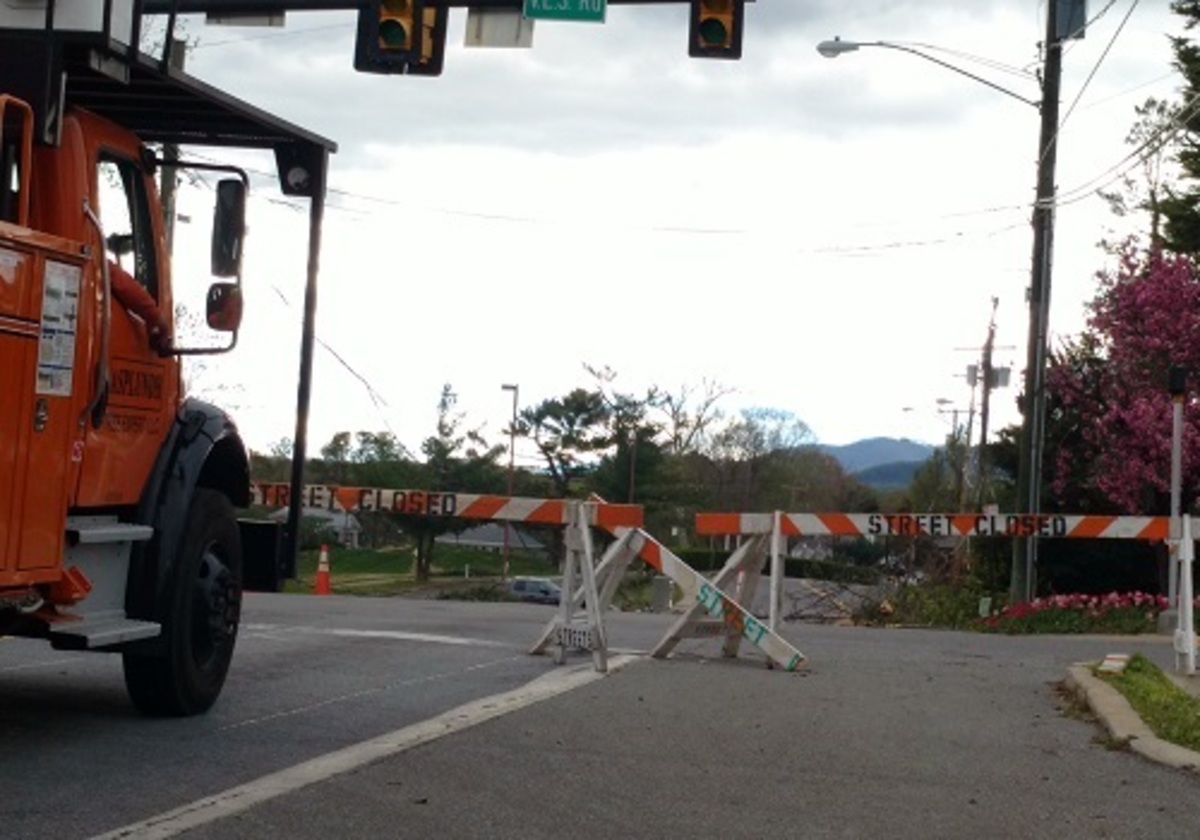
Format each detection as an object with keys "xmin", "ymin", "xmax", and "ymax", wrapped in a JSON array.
[
  {"xmin": 90, "ymin": 654, "xmax": 638, "ymax": 840},
  {"xmin": 218, "ymin": 655, "xmax": 524, "ymax": 732},
  {"xmin": 241, "ymin": 623, "xmax": 504, "ymax": 648},
  {"xmin": 0, "ymin": 653, "xmax": 84, "ymax": 673},
  {"xmin": 323, "ymin": 628, "xmax": 506, "ymax": 647}
]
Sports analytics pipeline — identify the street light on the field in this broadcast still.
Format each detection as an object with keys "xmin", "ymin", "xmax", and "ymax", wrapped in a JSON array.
[
  {"xmin": 501, "ymin": 383, "xmax": 519, "ymax": 582},
  {"xmin": 817, "ymin": 9, "xmax": 1062, "ymax": 603},
  {"xmin": 815, "ymin": 38, "xmax": 1039, "ymax": 108}
]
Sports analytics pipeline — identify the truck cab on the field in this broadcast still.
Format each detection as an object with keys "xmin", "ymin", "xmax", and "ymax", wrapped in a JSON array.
[{"xmin": 0, "ymin": 6, "xmax": 335, "ymax": 715}]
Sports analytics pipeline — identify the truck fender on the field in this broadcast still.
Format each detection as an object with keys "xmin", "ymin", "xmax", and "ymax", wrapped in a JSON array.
[{"xmin": 126, "ymin": 398, "xmax": 250, "ymax": 636}]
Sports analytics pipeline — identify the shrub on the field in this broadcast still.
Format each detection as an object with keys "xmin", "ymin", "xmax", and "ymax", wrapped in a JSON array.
[
  {"xmin": 859, "ymin": 584, "xmax": 991, "ymax": 629},
  {"xmin": 978, "ymin": 591, "xmax": 1177, "ymax": 635}
]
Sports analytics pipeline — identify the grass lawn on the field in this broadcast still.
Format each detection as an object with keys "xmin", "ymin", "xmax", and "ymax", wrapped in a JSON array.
[
  {"xmin": 282, "ymin": 543, "xmax": 559, "ymax": 597},
  {"xmin": 1101, "ymin": 653, "xmax": 1200, "ymax": 753},
  {"xmin": 279, "ymin": 543, "xmax": 663, "ymax": 609}
]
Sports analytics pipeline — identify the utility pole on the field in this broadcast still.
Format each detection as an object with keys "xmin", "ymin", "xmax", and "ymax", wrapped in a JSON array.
[
  {"xmin": 976, "ymin": 297, "xmax": 999, "ymax": 509},
  {"xmin": 1012, "ymin": 0, "xmax": 1063, "ymax": 604},
  {"xmin": 501, "ymin": 383, "xmax": 518, "ymax": 582},
  {"xmin": 159, "ymin": 36, "xmax": 186, "ymax": 253}
]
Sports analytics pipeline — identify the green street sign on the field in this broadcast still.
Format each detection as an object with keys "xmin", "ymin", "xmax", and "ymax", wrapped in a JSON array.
[{"xmin": 523, "ymin": 0, "xmax": 606, "ymax": 24}]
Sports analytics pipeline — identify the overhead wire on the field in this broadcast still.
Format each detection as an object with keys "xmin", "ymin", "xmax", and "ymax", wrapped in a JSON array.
[
  {"xmin": 1052, "ymin": 88, "xmax": 1200, "ymax": 208},
  {"xmin": 171, "ymin": 6, "xmax": 1191, "ymax": 272},
  {"xmin": 166, "ymin": 151, "xmax": 404, "ymax": 436},
  {"xmin": 174, "ymin": 0, "xmax": 1176, "ymax": 229},
  {"xmin": 267, "ymin": 284, "xmax": 402, "ymax": 441},
  {"xmin": 1031, "ymin": 0, "xmax": 1168, "ymax": 213},
  {"xmin": 1058, "ymin": 0, "xmax": 1140, "ymax": 132}
]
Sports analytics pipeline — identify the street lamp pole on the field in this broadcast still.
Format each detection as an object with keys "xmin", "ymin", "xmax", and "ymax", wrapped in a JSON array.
[
  {"xmin": 501, "ymin": 383, "xmax": 519, "ymax": 582},
  {"xmin": 818, "ymin": 13, "xmax": 1061, "ymax": 603}
]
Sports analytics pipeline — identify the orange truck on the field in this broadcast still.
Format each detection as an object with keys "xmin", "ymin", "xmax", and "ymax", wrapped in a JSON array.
[{"xmin": 0, "ymin": 4, "xmax": 334, "ymax": 715}]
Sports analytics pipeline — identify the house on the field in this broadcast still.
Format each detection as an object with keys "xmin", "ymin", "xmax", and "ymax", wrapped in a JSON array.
[
  {"xmin": 435, "ymin": 522, "xmax": 547, "ymax": 555},
  {"xmin": 269, "ymin": 506, "xmax": 362, "ymax": 549}
]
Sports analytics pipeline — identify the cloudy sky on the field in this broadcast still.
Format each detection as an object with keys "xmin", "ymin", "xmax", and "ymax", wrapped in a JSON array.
[{"xmin": 158, "ymin": 0, "xmax": 1185, "ymax": 466}]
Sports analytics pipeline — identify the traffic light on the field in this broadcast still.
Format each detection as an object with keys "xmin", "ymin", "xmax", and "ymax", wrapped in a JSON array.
[
  {"xmin": 407, "ymin": 2, "xmax": 448, "ymax": 77},
  {"xmin": 354, "ymin": 0, "xmax": 447, "ymax": 76},
  {"xmin": 688, "ymin": 0, "xmax": 744, "ymax": 60}
]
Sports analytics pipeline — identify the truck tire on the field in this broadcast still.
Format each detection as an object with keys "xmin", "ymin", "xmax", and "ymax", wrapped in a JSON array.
[{"xmin": 123, "ymin": 488, "xmax": 243, "ymax": 716}]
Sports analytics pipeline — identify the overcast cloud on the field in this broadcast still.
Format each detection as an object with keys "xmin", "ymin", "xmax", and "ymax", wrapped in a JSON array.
[{"xmin": 154, "ymin": 1, "xmax": 1186, "ymax": 466}]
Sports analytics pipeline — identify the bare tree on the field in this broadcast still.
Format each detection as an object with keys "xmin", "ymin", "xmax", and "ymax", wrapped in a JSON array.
[{"xmin": 658, "ymin": 378, "xmax": 734, "ymax": 454}]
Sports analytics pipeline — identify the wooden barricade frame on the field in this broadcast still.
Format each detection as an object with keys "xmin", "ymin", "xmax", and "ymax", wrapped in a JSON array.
[
  {"xmin": 250, "ymin": 483, "xmax": 808, "ymax": 673},
  {"xmin": 696, "ymin": 508, "xmax": 1196, "ymax": 676}
]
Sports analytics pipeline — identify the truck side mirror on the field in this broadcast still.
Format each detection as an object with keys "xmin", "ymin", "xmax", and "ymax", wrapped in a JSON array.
[
  {"xmin": 206, "ymin": 282, "xmax": 243, "ymax": 332},
  {"xmin": 211, "ymin": 178, "xmax": 246, "ymax": 278}
]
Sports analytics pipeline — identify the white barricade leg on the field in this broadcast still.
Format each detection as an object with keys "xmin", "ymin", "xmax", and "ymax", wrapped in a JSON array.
[
  {"xmin": 769, "ymin": 510, "xmax": 783, "ymax": 634},
  {"xmin": 637, "ymin": 529, "xmax": 804, "ymax": 671},
  {"xmin": 651, "ymin": 535, "xmax": 769, "ymax": 661},
  {"xmin": 531, "ymin": 511, "xmax": 641, "ymax": 672},
  {"xmin": 576, "ymin": 505, "xmax": 607, "ymax": 672},
  {"xmin": 723, "ymin": 545, "xmax": 767, "ymax": 659},
  {"xmin": 1176, "ymin": 514, "xmax": 1196, "ymax": 676}
]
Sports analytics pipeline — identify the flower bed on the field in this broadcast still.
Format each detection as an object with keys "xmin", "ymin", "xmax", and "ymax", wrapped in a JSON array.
[{"xmin": 978, "ymin": 591, "xmax": 1199, "ymax": 634}]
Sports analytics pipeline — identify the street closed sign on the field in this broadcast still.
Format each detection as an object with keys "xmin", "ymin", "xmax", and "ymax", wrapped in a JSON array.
[{"xmin": 523, "ymin": 0, "xmax": 605, "ymax": 23}]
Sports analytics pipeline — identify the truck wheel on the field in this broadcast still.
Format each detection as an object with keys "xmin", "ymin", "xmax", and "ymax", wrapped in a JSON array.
[{"xmin": 123, "ymin": 488, "xmax": 243, "ymax": 716}]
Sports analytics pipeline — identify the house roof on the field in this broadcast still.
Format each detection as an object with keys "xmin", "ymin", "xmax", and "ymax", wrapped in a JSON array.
[{"xmin": 436, "ymin": 523, "xmax": 547, "ymax": 550}]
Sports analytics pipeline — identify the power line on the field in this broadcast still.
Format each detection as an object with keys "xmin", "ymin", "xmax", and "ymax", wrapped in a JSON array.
[
  {"xmin": 268, "ymin": 285, "xmax": 401, "ymax": 439},
  {"xmin": 190, "ymin": 21, "xmax": 353, "ymax": 50},
  {"xmin": 1053, "ymin": 87, "xmax": 1200, "ymax": 208},
  {"xmin": 1059, "ymin": 0, "xmax": 1140, "ymax": 133}
]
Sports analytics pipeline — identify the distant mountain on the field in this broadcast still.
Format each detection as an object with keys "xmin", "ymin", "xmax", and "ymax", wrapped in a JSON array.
[
  {"xmin": 818, "ymin": 437, "xmax": 935, "ymax": 475},
  {"xmin": 853, "ymin": 460, "xmax": 926, "ymax": 491}
]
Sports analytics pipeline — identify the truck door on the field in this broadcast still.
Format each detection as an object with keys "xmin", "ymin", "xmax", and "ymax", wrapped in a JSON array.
[{"xmin": 75, "ymin": 151, "xmax": 178, "ymax": 507}]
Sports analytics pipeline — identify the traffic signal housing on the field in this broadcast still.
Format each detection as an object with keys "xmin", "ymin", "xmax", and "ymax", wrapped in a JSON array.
[
  {"xmin": 688, "ymin": 0, "xmax": 744, "ymax": 60},
  {"xmin": 354, "ymin": 0, "xmax": 447, "ymax": 76},
  {"xmin": 408, "ymin": 3, "xmax": 448, "ymax": 77}
]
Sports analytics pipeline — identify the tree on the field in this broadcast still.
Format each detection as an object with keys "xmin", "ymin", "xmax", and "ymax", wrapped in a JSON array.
[
  {"xmin": 521, "ymin": 387, "xmax": 611, "ymax": 498},
  {"xmin": 656, "ymin": 378, "xmax": 733, "ymax": 454},
  {"xmin": 402, "ymin": 385, "xmax": 506, "ymax": 581},
  {"xmin": 907, "ymin": 435, "xmax": 967, "ymax": 513},
  {"xmin": 1046, "ymin": 242, "xmax": 1200, "ymax": 516},
  {"xmin": 704, "ymin": 408, "xmax": 815, "ymax": 509},
  {"xmin": 1159, "ymin": 2, "xmax": 1200, "ymax": 251},
  {"xmin": 1099, "ymin": 97, "xmax": 1177, "ymax": 248},
  {"xmin": 317, "ymin": 431, "xmax": 353, "ymax": 484},
  {"xmin": 352, "ymin": 431, "xmax": 407, "ymax": 463}
]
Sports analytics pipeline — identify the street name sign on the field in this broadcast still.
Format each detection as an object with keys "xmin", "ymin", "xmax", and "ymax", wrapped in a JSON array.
[{"xmin": 523, "ymin": 0, "xmax": 605, "ymax": 24}]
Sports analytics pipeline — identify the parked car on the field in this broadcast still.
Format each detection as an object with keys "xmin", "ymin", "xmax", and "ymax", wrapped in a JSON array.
[{"xmin": 507, "ymin": 577, "xmax": 562, "ymax": 605}]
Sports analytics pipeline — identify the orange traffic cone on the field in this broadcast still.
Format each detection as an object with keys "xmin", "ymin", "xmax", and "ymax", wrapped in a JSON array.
[{"xmin": 313, "ymin": 544, "xmax": 332, "ymax": 596}]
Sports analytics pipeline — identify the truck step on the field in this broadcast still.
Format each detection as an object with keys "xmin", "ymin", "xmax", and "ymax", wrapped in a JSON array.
[
  {"xmin": 48, "ymin": 616, "xmax": 161, "ymax": 649},
  {"xmin": 67, "ymin": 522, "xmax": 154, "ymax": 545}
]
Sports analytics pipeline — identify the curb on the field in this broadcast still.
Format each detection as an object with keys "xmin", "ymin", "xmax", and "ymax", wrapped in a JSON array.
[{"xmin": 1064, "ymin": 663, "xmax": 1200, "ymax": 774}]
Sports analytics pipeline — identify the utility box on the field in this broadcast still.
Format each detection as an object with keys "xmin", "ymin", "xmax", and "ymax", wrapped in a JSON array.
[
  {"xmin": 1056, "ymin": 0, "xmax": 1087, "ymax": 40},
  {"xmin": 0, "ymin": 0, "xmax": 136, "ymax": 46},
  {"xmin": 239, "ymin": 519, "xmax": 286, "ymax": 593}
]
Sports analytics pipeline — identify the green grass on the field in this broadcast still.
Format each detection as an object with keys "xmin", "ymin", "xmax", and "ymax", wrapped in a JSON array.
[
  {"xmin": 283, "ymin": 543, "xmax": 559, "ymax": 597},
  {"xmin": 279, "ymin": 543, "xmax": 665, "ymax": 609},
  {"xmin": 1101, "ymin": 654, "xmax": 1200, "ymax": 753}
]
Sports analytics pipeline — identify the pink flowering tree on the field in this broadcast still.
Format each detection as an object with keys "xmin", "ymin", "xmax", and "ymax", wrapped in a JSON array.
[{"xmin": 1047, "ymin": 240, "xmax": 1200, "ymax": 515}]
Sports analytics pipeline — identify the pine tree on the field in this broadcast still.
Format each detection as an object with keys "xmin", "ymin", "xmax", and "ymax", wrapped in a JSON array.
[{"xmin": 1160, "ymin": 2, "xmax": 1200, "ymax": 251}]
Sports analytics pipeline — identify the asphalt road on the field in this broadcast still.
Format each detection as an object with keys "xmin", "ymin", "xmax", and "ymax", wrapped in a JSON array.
[{"xmin": 2, "ymin": 593, "xmax": 1196, "ymax": 839}]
